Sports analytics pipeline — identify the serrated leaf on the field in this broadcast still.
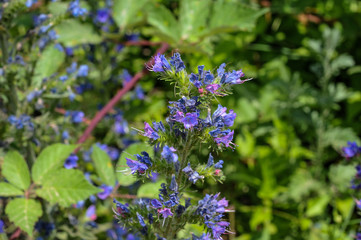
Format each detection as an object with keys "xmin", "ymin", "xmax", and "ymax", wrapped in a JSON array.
[
  {"xmin": 32, "ymin": 44, "xmax": 65, "ymax": 87},
  {"xmin": 5, "ymin": 199, "xmax": 42, "ymax": 236},
  {"xmin": 0, "ymin": 182, "xmax": 24, "ymax": 196},
  {"xmin": 92, "ymin": 145, "xmax": 116, "ymax": 186},
  {"xmin": 146, "ymin": 3, "xmax": 180, "ymax": 43},
  {"xmin": 32, "ymin": 144, "xmax": 77, "ymax": 184},
  {"xmin": 116, "ymin": 143, "xmax": 153, "ymax": 186},
  {"xmin": 55, "ymin": 19, "xmax": 102, "ymax": 47},
  {"xmin": 36, "ymin": 169, "xmax": 100, "ymax": 207},
  {"xmin": 2, "ymin": 151, "xmax": 30, "ymax": 190},
  {"xmin": 113, "ymin": 0, "xmax": 148, "ymax": 30},
  {"xmin": 179, "ymin": 0, "xmax": 211, "ymax": 39}
]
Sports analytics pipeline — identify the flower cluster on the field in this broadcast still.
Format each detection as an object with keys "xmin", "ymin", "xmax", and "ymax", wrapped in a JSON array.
[
  {"xmin": 112, "ymin": 53, "xmax": 248, "ymax": 239},
  {"xmin": 7, "ymin": 115, "xmax": 34, "ymax": 130}
]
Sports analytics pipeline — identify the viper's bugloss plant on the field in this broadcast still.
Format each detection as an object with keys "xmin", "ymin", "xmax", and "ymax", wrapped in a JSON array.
[{"xmin": 113, "ymin": 53, "xmax": 251, "ymax": 239}]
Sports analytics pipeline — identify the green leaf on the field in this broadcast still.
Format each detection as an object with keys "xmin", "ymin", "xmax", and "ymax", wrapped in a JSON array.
[
  {"xmin": 208, "ymin": 1, "xmax": 268, "ymax": 34},
  {"xmin": 55, "ymin": 19, "xmax": 102, "ymax": 47},
  {"xmin": 5, "ymin": 198, "xmax": 42, "ymax": 237},
  {"xmin": 306, "ymin": 195, "xmax": 330, "ymax": 217},
  {"xmin": 113, "ymin": 0, "xmax": 148, "ymax": 30},
  {"xmin": 2, "ymin": 151, "xmax": 30, "ymax": 190},
  {"xmin": 179, "ymin": 0, "xmax": 211, "ymax": 39},
  {"xmin": 329, "ymin": 164, "xmax": 355, "ymax": 192},
  {"xmin": 116, "ymin": 143, "xmax": 153, "ymax": 186},
  {"xmin": 48, "ymin": 1, "xmax": 68, "ymax": 15},
  {"xmin": 146, "ymin": 3, "xmax": 180, "ymax": 43},
  {"xmin": 32, "ymin": 144, "xmax": 77, "ymax": 184},
  {"xmin": 0, "ymin": 182, "xmax": 24, "ymax": 196},
  {"xmin": 91, "ymin": 145, "xmax": 116, "ymax": 186},
  {"xmin": 32, "ymin": 44, "xmax": 65, "ymax": 87},
  {"xmin": 36, "ymin": 169, "xmax": 100, "ymax": 207},
  {"xmin": 137, "ymin": 181, "xmax": 162, "ymax": 198}
]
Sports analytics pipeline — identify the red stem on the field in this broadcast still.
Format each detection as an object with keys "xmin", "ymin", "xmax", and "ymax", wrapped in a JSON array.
[{"xmin": 75, "ymin": 43, "xmax": 169, "ymax": 149}]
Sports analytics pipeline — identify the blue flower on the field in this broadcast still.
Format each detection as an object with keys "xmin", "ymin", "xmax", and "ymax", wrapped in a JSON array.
[
  {"xmin": 59, "ymin": 75, "xmax": 68, "ymax": 82},
  {"xmin": 151, "ymin": 54, "xmax": 171, "ymax": 72},
  {"xmin": 180, "ymin": 112, "xmax": 198, "ymax": 129},
  {"xmin": 135, "ymin": 151, "xmax": 152, "ymax": 167},
  {"xmin": 121, "ymin": 69, "xmax": 133, "ymax": 86},
  {"xmin": 86, "ymin": 205, "xmax": 97, "ymax": 221},
  {"xmin": 207, "ymin": 154, "xmax": 214, "ymax": 168},
  {"xmin": 342, "ymin": 141, "xmax": 361, "ymax": 158},
  {"xmin": 214, "ymin": 160, "xmax": 224, "ymax": 169},
  {"xmin": 0, "ymin": 220, "xmax": 4, "ymax": 233},
  {"xmin": 33, "ymin": 14, "xmax": 48, "ymax": 26},
  {"xmin": 161, "ymin": 145, "xmax": 178, "ymax": 164},
  {"xmin": 66, "ymin": 111, "xmax": 84, "ymax": 123},
  {"xmin": 136, "ymin": 213, "xmax": 146, "ymax": 227},
  {"xmin": 62, "ymin": 130, "xmax": 69, "ymax": 141},
  {"xmin": 8, "ymin": 115, "xmax": 34, "ymax": 130},
  {"xmin": 126, "ymin": 158, "xmax": 148, "ymax": 174},
  {"xmin": 169, "ymin": 174, "xmax": 178, "ymax": 192},
  {"xmin": 182, "ymin": 163, "xmax": 203, "ymax": 184},
  {"xmin": 68, "ymin": 0, "xmax": 87, "ymax": 17},
  {"xmin": 151, "ymin": 199, "xmax": 162, "ymax": 209},
  {"xmin": 66, "ymin": 62, "xmax": 77, "ymax": 74},
  {"xmin": 25, "ymin": 0, "xmax": 37, "ymax": 8},
  {"xmin": 113, "ymin": 199, "xmax": 130, "ymax": 218},
  {"xmin": 64, "ymin": 154, "xmax": 78, "ymax": 169},
  {"xmin": 214, "ymin": 130, "xmax": 234, "ymax": 148},
  {"xmin": 97, "ymin": 185, "xmax": 113, "ymax": 200},
  {"xmin": 77, "ymin": 65, "xmax": 89, "ymax": 77},
  {"xmin": 169, "ymin": 53, "xmax": 185, "ymax": 73},
  {"xmin": 26, "ymin": 90, "xmax": 43, "ymax": 102},
  {"xmin": 96, "ymin": 8, "xmax": 111, "ymax": 23}
]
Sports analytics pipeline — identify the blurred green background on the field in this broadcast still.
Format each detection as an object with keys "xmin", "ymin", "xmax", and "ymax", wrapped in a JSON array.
[{"xmin": 2, "ymin": 0, "xmax": 361, "ymax": 239}]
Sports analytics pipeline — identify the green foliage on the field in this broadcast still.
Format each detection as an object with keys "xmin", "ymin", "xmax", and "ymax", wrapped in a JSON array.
[
  {"xmin": 92, "ymin": 145, "xmax": 116, "ymax": 186},
  {"xmin": 32, "ymin": 44, "xmax": 65, "ymax": 87},
  {"xmin": 0, "ymin": 182, "xmax": 23, "ymax": 196},
  {"xmin": 113, "ymin": 0, "xmax": 148, "ymax": 30},
  {"xmin": 2, "ymin": 151, "xmax": 31, "ymax": 190},
  {"xmin": 36, "ymin": 169, "xmax": 100, "ymax": 207},
  {"xmin": 32, "ymin": 144, "xmax": 77, "ymax": 183},
  {"xmin": 55, "ymin": 19, "xmax": 102, "ymax": 47},
  {"xmin": 5, "ymin": 198, "xmax": 42, "ymax": 237}
]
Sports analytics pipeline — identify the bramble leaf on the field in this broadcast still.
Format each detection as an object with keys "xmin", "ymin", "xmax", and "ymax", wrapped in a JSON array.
[
  {"xmin": 36, "ymin": 169, "xmax": 100, "ymax": 207},
  {"xmin": 0, "ymin": 182, "xmax": 24, "ymax": 196},
  {"xmin": 32, "ymin": 144, "xmax": 77, "ymax": 184},
  {"xmin": 5, "ymin": 198, "xmax": 42, "ymax": 237},
  {"xmin": 2, "ymin": 151, "xmax": 30, "ymax": 190}
]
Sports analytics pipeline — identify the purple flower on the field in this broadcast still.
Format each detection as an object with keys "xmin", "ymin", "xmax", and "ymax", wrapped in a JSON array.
[
  {"xmin": 357, "ymin": 233, "xmax": 361, "ymax": 240},
  {"xmin": 113, "ymin": 199, "xmax": 130, "ymax": 218},
  {"xmin": 151, "ymin": 199, "xmax": 162, "ymax": 209},
  {"xmin": 214, "ymin": 130, "xmax": 234, "ymax": 148},
  {"xmin": 206, "ymin": 84, "xmax": 220, "ymax": 93},
  {"xmin": 152, "ymin": 54, "xmax": 171, "ymax": 72},
  {"xmin": 96, "ymin": 8, "xmax": 111, "ymax": 23},
  {"xmin": 64, "ymin": 153, "xmax": 78, "ymax": 169},
  {"xmin": 180, "ymin": 112, "xmax": 198, "ymax": 129},
  {"xmin": 77, "ymin": 65, "xmax": 89, "ymax": 77},
  {"xmin": 97, "ymin": 185, "xmax": 113, "ymax": 200},
  {"xmin": 143, "ymin": 122, "xmax": 159, "ymax": 140},
  {"xmin": 121, "ymin": 69, "xmax": 133, "ymax": 86},
  {"xmin": 161, "ymin": 145, "xmax": 178, "ymax": 164},
  {"xmin": 86, "ymin": 205, "xmax": 97, "ymax": 221},
  {"xmin": 0, "ymin": 220, "xmax": 4, "ymax": 233},
  {"xmin": 159, "ymin": 208, "xmax": 173, "ymax": 218},
  {"xmin": 134, "ymin": 85, "xmax": 145, "ymax": 100},
  {"xmin": 126, "ymin": 158, "xmax": 148, "ymax": 174},
  {"xmin": 342, "ymin": 141, "xmax": 361, "ymax": 158}
]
